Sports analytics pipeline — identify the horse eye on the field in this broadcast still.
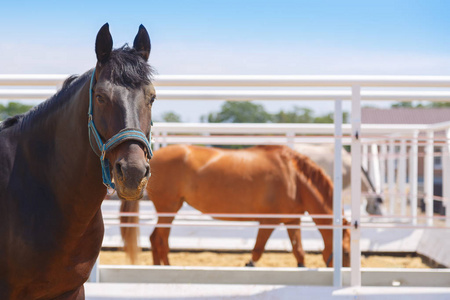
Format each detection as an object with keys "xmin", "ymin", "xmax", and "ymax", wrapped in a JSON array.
[
  {"xmin": 96, "ymin": 95, "xmax": 105, "ymax": 104},
  {"xmin": 149, "ymin": 95, "xmax": 156, "ymax": 105}
]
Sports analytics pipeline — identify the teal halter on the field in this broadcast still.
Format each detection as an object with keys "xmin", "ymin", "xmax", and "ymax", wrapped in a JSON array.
[{"xmin": 87, "ymin": 69, "xmax": 153, "ymax": 192}]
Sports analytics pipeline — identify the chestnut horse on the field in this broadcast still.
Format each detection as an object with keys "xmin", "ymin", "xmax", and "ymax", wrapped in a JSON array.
[
  {"xmin": 121, "ymin": 145, "xmax": 350, "ymax": 267},
  {"xmin": 0, "ymin": 24, "xmax": 155, "ymax": 299}
]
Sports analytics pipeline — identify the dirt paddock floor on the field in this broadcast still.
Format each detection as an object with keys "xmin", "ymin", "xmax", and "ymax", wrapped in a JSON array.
[{"xmin": 100, "ymin": 250, "xmax": 431, "ymax": 268}]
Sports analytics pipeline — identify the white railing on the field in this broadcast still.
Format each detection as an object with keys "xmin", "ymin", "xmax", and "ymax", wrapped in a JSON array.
[{"xmin": 1, "ymin": 74, "xmax": 450, "ymax": 288}]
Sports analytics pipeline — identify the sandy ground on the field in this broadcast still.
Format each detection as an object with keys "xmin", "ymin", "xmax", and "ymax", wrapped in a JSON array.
[{"xmin": 100, "ymin": 250, "xmax": 430, "ymax": 268}]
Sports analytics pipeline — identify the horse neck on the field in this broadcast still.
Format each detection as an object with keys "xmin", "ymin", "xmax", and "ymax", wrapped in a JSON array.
[
  {"xmin": 361, "ymin": 167, "xmax": 373, "ymax": 193},
  {"xmin": 291, "ymin": 151, "xmax": 335, "ymax": 249},
  {"xmin": 25, "ymin": 77, "xmax": 106, "ymax": 223},
  {"xmin": 57, "ymin": 79, "xmax": 106, "ymax": 215},
  {"xmin": 290, "ymin": 149, "xmax": 351, "ymax": 262},
  {"xmin": 296, "ymin": 170, "xmax": 334, "ymax": 238}
]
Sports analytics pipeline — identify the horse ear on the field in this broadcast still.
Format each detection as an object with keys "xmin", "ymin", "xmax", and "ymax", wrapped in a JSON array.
[
  {"xmin": 133, "ymin": 24, "xmax": 151, "ymax": 61},
  {"xmin": 95, "ymin": 23, "xmax": 113, "ymax": 65}
]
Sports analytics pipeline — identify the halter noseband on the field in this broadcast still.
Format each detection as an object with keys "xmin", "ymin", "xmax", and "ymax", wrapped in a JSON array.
[{"xmin": 87, "ymin": 69, "xmax": 153, "ymax": 192}]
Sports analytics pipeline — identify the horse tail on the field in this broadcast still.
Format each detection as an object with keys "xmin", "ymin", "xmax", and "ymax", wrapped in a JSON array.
[
  {"xmin": 288, "ymin": 148, "xmax": 334, "ymax": 212},
  {"xmin": 120, "ymin": 200, "xmax": 140, "ymax": 264}
]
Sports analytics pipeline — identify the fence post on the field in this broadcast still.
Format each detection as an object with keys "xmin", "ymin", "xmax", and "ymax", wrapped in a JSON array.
[
  {"xmin": 362, "ymin": 144, "xmax": 369, "ymax": 171},
  {"xmin": 370, "ymin": 143, "xmax": 381, "ymax": 194},
  {"xmin": 444, "ymin": 128, "xmax": 450, "ymax": 226},
  {"xmin": 398, "ymin": 139, "xmax": 407, "ymax": 216},
  {"xmin": 380, "ymin": 143, "xmax": 387, "ymax": 195},
  {"xmin": 410, "ymin": 130, "xmax": 419, "ymax": 225},
  {"xmin": 286, "ymin": 131, "xmax": 295, "ymax": 149},
  {"xmin": 424, "ymin": 131, "xmax": 434, "ymax": 226},
  {"xmin": 351, "ymin": 86, "xmax": 361, "ymax": 287},
  {"xmin": 153, "ymin": 129, "xmax": 160, "ymax": 151},
  {"xmin": 162, "ymin": 131, "xmax": 168, "ymax": 148},
  {"xmin": 388, "ymin": 138, "xmax": 396, "ymax": 215},
  {"xmin": 333, "ymin": 100, "xmax": 343, "ymax": 287}
]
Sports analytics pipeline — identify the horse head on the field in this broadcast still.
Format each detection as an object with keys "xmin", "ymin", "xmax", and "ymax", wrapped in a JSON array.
[
  {"xmin": 365, "ymin": 195, "xmax": 384, "ymax": 215},
  {"xmin": 90, "ymin": 23, "xmax": 154, "ymax": 200}
]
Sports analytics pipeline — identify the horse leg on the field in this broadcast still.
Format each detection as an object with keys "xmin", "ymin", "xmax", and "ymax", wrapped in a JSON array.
[
  {"xmin": 155, "ymin": 220, "xmax": 174, "ymax": 266},
  {"xmin": 286, "ymin": 219, "xmax": 306, "ymax": 267},
  {"xmin": 150, "ymin": 228, "xmax": 162, "ymax": 265},
  {"xmin": 246, "ymin": 225, "xmax": 275, "ymax": 267},
  {"xmin": 150, "ymin": 216, "xmax": 176, "ymax": 265},
  {"xmin": 150, "ymin": 193, "xmax": 184, "ymax": 265}
]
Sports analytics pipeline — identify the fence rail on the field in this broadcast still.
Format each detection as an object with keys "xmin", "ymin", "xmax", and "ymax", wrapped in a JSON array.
[{"xmin": 3, "ymin": 74, "xmax": 450, "ymax": 87}]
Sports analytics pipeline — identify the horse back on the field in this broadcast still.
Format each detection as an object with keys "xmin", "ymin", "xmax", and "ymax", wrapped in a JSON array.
[{"xmin": 148, "ymin": 145, "xmax": 300, "ymax": 217}]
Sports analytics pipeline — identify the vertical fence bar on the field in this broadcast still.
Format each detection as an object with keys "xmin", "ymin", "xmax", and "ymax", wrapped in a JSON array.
[
  {"xmin": 370, "ymin": 143, "xmax": 381, "ymax": 194},
  {"xmin": 351, "ymin": 86, "xmax": 361, "ymax": 287},
  {"xmin": 203, "ymin": 132, "xmax": 211, "ymax": 147},
  {"xmin": 380, "ymin": 143, "xmax": 387, "ymax": 195},
  {"xmin": 152, "ymin": 129, "xmax": 160, "ymax": 151},
  {"xmin": 388, "ymin": 138, "xmax": 396, "ymax": 215},
  {"xmin": 333, "ymin": 100, "xmax": 343, "ymax": 287},
  {"xmin": 444, "ymin": 128, "xmax": 450, "ymax": 227},
  {"xmin": 425, "ymin": 131, "xmax": 434, "ymax": 226},
  {"xmin": 410, "ymin": 130, "xmax": 419, "ymax": 225},
  {"xmin": 286, "ymin": 131, "xmax": 295, "ymax": 149},
  {"xmin": 398, "ymin": 139, "xmax": 407, "ymax": 216},
  {"xmin": 161, "ymin": 131, "xmax": 168, "ymax": 148},
  {"xmin": 362, "ymin": 144, "xmax": 369, "ymax": 171}
]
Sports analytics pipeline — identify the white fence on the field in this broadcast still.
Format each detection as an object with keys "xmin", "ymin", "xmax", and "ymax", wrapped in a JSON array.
[{"xmin": 1, "ymin": 74, "xmax": 450, "ymax": 288}]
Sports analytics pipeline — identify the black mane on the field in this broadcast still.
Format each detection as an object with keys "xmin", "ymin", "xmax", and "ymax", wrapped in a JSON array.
[
  {"xmin": 0, "ymin": 114, "xmax": 25, "ymax": 131},
  {"xmin": 23, "ymin": 72, "xmax": 91, "ymax": 130},
  {"xmin": 107, "ymin": 45, "xmax": 154, "ymax": 89}
]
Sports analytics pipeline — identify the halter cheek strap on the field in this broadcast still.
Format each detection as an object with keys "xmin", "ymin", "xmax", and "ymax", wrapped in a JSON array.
[{"xmin": 88, "ymin": 69, "xmax": 153, "ymax": 192}]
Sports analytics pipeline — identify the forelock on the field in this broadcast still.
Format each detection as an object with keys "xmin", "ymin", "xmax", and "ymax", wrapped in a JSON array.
[{"xmin": 107, "ymin": 45, "xmax": 153, "ymax": 89}]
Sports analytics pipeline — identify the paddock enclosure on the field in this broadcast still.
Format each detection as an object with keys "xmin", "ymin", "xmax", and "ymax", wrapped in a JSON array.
[{"xmin": 1, "ymin": 74, "xmax": 450, "ymax": 298}]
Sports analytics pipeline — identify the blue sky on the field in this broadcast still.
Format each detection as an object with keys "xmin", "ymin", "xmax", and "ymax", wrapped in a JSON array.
[{"xmin": 1, "ymin": 0, "xmax": 450, "ymax": 121}]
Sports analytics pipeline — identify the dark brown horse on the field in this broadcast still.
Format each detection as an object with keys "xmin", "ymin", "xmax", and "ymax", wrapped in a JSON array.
[
  {"xmin": 122, "ymin": 145, "xmax": 350, "ymax": 268},
  {"xmin": 0, "ymin": 24, "xmax": 155, "ymax": 299}
]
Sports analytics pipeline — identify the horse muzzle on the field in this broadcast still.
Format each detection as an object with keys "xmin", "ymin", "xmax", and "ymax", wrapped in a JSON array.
[{"xmin": 112, "ymin": 143, "xmax": 151, "ymax": 201}]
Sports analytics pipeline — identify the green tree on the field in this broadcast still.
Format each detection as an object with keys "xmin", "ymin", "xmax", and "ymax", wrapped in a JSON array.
[
  {"xmin": 272, "ymin": 107, "xmax": 348, "ymax": 124},
  {"xmin": 272, "ymin": 107, "xmax": 314, "ymax": 123},
  {"xmin": 429, "ymin": 102, "xmax": 450, "ymax": 108},
  {"xmin": 313, "ymin": 112, "xmax": 334, "ymax": 123},
  {"xmin": 206, "ymin": 101, "xmax": 272, "ymax": 123},
  {"xmin": 312, "ymin": 112, "xmax": 349, "ymax": 124},
  {"xmin": 204, "ymin": 101, "xmax": 349, "ymax": 124},
  {"xmin": 0, "ymin": 102, "xmax": 34, "ymax": 121},
  {"xmin": 391, "ymin": 102, "xmax": 413, "ymax": 108},
  {"xmin": 161, "ymin": 111, "xmax": 181, "ymax": 122},
  {"xmin": 390, "ymin": 101, "xmax": 441, "ymax": 108}
]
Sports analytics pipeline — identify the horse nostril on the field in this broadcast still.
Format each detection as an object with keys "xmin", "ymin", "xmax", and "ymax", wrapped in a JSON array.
[
  {"xmin": 145, "ymin": 164, "xmax": 150, "ymax": 178},
  {"xmin": 115, "ymin": 162, "xmax": 124, "ymax": 180}
]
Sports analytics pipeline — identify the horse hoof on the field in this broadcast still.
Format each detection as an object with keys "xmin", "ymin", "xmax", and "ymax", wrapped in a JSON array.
[
  {"xmin": 298, "ymin": 263, "xmax": 305, "ymax": 268},
  {"xmin": 245, "ymin": 261, "xmax": 255, "ymax": 267}
]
